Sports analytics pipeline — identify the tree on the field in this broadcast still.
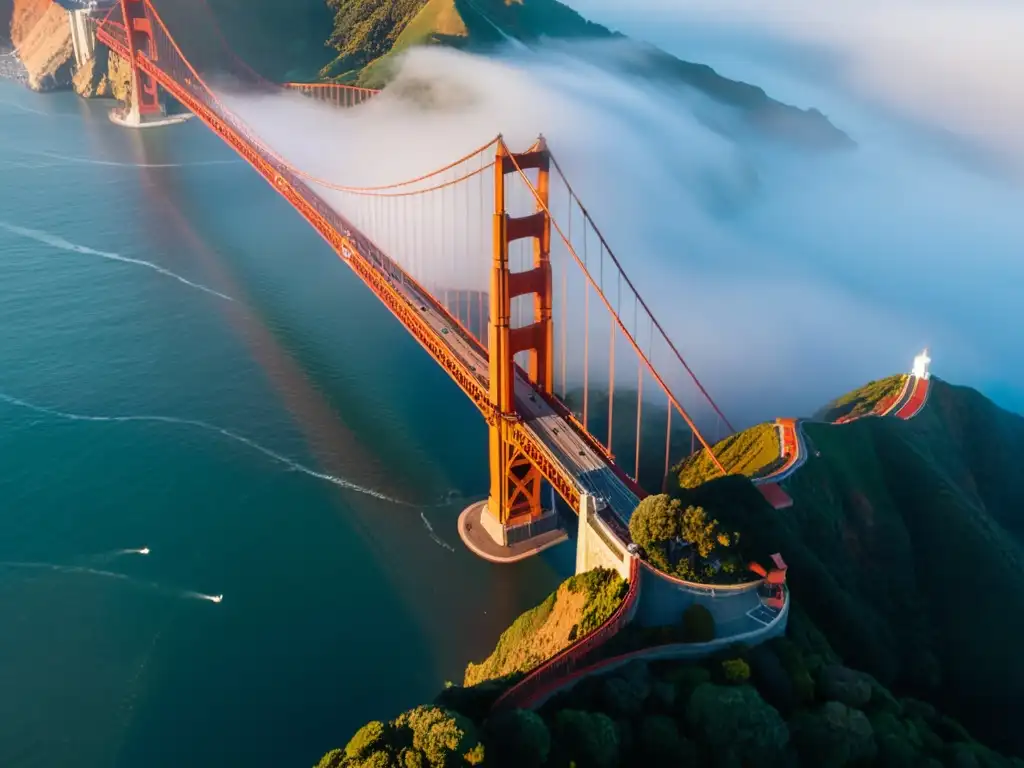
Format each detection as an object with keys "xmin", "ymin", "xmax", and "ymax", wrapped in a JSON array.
[
  {"xmin": 680, "ymin": 505, "xmax": 723, "ymax": 559},
  {"xmin": 395, "ymin": 706, "xmax": 482, "ymax": 768},
  {"xmin": 681, "ymin": 604, "xmax": 715, "ymax": 643},
  {"xmin": 791, "ymin": 701, "xmax": 877, "ymax": 766},
  {"xmin": 483, "ymin": 709, "xmax": 551, "ymax": 768},
  {"xmin": 314, "ymin": 749, "xmax": 345, "ymax": 768},
  {"xmin": 722, "ymin": 658, "xmax": 751, "ymax": 684},
  {"xmin": 346, "ymin": 721, "xmax": 388, "ymax": 762},
  {"xmin": 629, "ymin": 494, "xmax": 681, "ymax": 550},
  {"xmin": 686, "ymin": 683, "xmax": 790, "ymax": 767},
  {"xmin": 552, "ymin": 709, "xmax": 620, "ymax": 768},
  {"xmin": 638, "ymin": 715, "xmax": 684, "ymax": 764}
]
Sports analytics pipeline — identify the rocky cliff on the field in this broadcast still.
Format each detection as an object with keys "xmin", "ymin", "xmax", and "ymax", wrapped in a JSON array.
[
  {"xmin": 9, "ymin": 0, "xmax": 73, "ymax": 91},
  {"xmin": 6, "ymin": 0, "xmax": 130, "ymax": 99}
]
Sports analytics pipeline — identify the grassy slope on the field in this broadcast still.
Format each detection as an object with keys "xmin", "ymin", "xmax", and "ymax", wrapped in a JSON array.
[
  {"xmin": 683, "ymin": 378, "xmax": 1024, "ymax": 756},
  {"xmin": 677, "ymin": 421, "xmax": 781, "ymax": 489},
  {"xmin": 816, "ymin": 373, "xmax": 908, "ymax": 422},
  {"xmin": 321, "ymin": 0, "xmax": 850, "ymax": 147},
  {"xmin": 463, "ymin": 567, "xmax": 627, "ymax": 686},
  {"xmin": 357, "ymin": 0, "xmax": 469, "ymax": 88}
]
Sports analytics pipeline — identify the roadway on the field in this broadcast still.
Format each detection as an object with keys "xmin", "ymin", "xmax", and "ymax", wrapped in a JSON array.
[
  {"xmin": 92, "ymin": 17, "xmax": 641, "ymax": 536},
  {"xmin": 348, "ymin": 251, "xmax": 640, "ymax": 530}
]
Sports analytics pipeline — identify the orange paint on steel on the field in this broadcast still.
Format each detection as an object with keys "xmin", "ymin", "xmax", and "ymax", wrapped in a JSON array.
[
  {"xmin": 548, "ymin": 153, "xmax": 734, "ymax": 435},
  {"xmin": 119, "ymin": 0, "xmax": 162, "ymax": 116},
  {"xmin": 662, "ymin": 404, "xmax": 672, "ymax": 493},
  {"xmin": 486, "ymin": 140, "xmax": 549, "ymax": 527},
  {"xmin": 505, "ymin": 151, "xmax": 729, "ymax": 477},
  {"xmin": 582, "ymin": 280, "xmax": 590, "ymax": 431},
  {"xmin": 635, "ymin": 363, "xmax": 643, "ymax": 481},
  {"xmin": 607, "ymin": 314, "xmax": 615, "ymax": 454}
]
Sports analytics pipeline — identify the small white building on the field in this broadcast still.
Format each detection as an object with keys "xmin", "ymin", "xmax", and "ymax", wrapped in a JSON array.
[{"xmin": 912, "ymin": 348, "xmax": 931, "ymax": 380}]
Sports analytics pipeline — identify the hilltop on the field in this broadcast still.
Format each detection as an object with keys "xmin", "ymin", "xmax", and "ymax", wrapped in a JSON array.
[
  {"xmin": 4, "ymin": 0, "xmax": 851, "ymax": 148},
  {"xmin": 315, "ymin": 375, "xmax": 1024, "ymax": 766},
  {"xmin": 678, "ymin": 377, "xmax": 1024, "ymax": 757},
  {"xmin": 321, "ymin": 0, "xmax": 852, "ymax": 148}
]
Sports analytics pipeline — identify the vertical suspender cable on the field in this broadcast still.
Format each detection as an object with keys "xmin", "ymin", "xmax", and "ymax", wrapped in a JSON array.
[
  {"xmin": 607, "ymin": 256, "xmax": 615, "ymax": 454},
  {"xmin": 663, "ymin": 404, "xmax": 672, "ymax": 493},
  {"xmin": 561, "ymin": 184, "xmax": 569, "ymax": 399},
  {"xmin": 635, "ymin": 363, "xmax": 643, "ymax": 482}
]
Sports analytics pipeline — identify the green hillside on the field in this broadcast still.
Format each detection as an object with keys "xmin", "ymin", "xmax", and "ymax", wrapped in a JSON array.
[
  {"xmin": 320, "ymin": 0, "xmax": 852, "ymax": 148},
  {"xmin": 316, "ymin": 376, "xmax": 1024, "ymax": 767},
  {"xmin": 683, "ymin": 377, "xmax": 1024, "ymax": 758}
]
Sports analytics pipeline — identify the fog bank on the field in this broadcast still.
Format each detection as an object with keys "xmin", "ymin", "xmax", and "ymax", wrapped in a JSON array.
[{"xmin": 218, "ymin": 11, "xmax": 1024, "ymax": 425}]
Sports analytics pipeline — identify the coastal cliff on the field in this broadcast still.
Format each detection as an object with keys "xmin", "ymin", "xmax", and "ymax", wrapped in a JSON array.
[
  {"xmin": 9, "ymin": 0, "xmax": 72, "ymax": 91},
  {"xmin": 5, "ymin": 0, "xmax": 130, "ymax": 98}
]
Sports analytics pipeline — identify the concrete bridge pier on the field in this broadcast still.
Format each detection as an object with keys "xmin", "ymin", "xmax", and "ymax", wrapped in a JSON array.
[{"xmin": 457, "ymin": 486, "xmax": 568, "ymax": 563}]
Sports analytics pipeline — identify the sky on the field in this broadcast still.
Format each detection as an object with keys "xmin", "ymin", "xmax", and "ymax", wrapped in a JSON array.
[{"xmin": 218, "ymin": 0, "xmax": 1024, "ymax": 426}]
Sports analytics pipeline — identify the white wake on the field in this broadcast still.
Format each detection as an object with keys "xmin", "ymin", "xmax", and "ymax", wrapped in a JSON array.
[
  {"xmin": 0, "ymin": 221, "xmax": 235, "ymax": 302},
  {"xmin": 420, "ymin": 511, "xmax": 456, "ymax": 552},
  {"xmin": 0, "ymin": 391, "xmax": 406, "ymax": 504},
  {"xmin": 28, "ymin": 149, "xmax": 240, "ymax": 169},
  {"xmin": 0, "ymin": 561, "xmax": 221, "ymax": 603}
]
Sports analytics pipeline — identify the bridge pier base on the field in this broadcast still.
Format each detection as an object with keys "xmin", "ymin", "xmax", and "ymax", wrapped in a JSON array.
[
  {"xmin": 457, "ymin": 500, "xmax": 567, "ymax": 564},
  {"xmin": 109, "ymin": 105, "xmax": 192, "ymax": 129}
]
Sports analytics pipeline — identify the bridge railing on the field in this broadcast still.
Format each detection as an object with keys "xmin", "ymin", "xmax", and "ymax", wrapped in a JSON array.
[
  {"xmin": 283, "ymin": 82, "xmax": 379, "ymax": 109},
  {"xmin": 99, "ymin": 0, "xmax": 736, "ymax": 497},
  {"xmin": 491, "ymin": 555, "xmax": 641, "ymax": 711}
]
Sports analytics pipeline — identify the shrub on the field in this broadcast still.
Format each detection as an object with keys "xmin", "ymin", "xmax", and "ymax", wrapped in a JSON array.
[
  {"xmin": 638, "ymin": 715, "xmax": 683, "ymax": 764},
  {"xmin": 722, "ymin": 658, "xmax": 751, "ymax": 684},
  {"xmin": 818, "ymin": 665, "xmax": 873, "ymax": 709},
  {"xmin": 552, "ymin": 710, "xmax": 620, "ymax": 768},
  {"xmin": 314, "ymin": 749, "xmax": 345, "ymax": 768},
  {"xmin": 396, "ymin": 706, "xmax": 481, "ymax": 768},
  {"xmin": 681, "ymin": 603, "xmax": 715, "ymax": 643},
  {"xmin": 629, "ymin": 494, "xmax": 681, "ymax": 550},
  {"xmin": 463, "ymin": 743, "xmax": 485, "ymax": 765},
  {"xmin": 791, "ymin": 701, "xmax": 877, "ymax": 766},
  {"xmin": 345, "ymin": 721, "xmax": 387, "ymax": 761},
  {"xmin": 483, "ymin": 709, "xmax": 551, "ymax": 768},
  {"xmin": 687, "ymin": 683, "xmax": 790, "ymax": 766}
]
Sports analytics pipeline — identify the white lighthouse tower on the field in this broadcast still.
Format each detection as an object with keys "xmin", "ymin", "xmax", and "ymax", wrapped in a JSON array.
[{"xmin": 912, "ymin": 348, "xmax": 932, "ymax": 380}]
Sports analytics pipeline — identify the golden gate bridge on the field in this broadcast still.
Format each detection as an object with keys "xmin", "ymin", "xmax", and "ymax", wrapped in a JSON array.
[{"xmin": 90, "ymin": 0, "xmax": 793, "ymax": 710}]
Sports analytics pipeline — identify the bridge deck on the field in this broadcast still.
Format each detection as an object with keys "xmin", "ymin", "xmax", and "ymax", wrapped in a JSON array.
[
  {"xmin": 95, "ymin": 18, "xmax": 639, "ymax": 535},
  {"xmin": 385, "ymin": 269, "xmax": 640, "ymax": 528}
]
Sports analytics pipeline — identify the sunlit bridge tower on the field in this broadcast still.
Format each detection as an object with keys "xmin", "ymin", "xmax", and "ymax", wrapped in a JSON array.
[
  {"xmin": 478, "ymin": 138, "xmax": 558, "ymax": 548},
  {"xmin": 109, "ymin": 0, "xmax": 188, "ymax": 128}
]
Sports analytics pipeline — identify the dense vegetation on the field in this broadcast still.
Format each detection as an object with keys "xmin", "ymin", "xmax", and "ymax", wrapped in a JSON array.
[
  {"xmin": 318, "ymin": 632, "xmax": 1021, "ymax": 767},
  {"xmin": 628, "ymin": 494, "xmax": 750, "ymax": 583},
  {"xmin": 464, "ymin": 568, "xmax": 627, "ymax": 686},
  {"xmin": 317, "ymin": 376, "xmax": 1024, "ymax": 766},
  {"xmin": 674, "ymin": 378, "xmax": 1024, "ymax": 757},
  {"xmin": 317, "ymin": 0, "xmax": 851, "ymax": 146}
]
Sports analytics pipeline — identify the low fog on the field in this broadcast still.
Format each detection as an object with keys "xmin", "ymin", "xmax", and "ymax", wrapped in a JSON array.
[{"xmin": 215, "ymin": 0, "xmax": 1024, "ymax": 427}]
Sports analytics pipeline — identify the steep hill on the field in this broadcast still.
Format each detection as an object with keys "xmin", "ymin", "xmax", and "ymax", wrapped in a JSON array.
[
  {"xmin": 317, "ymin": 375, "xmax": 1024, "ymax": 767},
  {"xmin": 321, "ymin": 0, "xmax": 851, "ymax": 148},
  {"xmin": 682, "ymin": 377, "xmax": 1024, "ymax": 757}
]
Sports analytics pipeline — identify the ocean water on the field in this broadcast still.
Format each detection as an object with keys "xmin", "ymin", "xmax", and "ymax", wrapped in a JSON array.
[{"xmin": 0, "ymin": 83, "xmax": 573, "ymax": 768}]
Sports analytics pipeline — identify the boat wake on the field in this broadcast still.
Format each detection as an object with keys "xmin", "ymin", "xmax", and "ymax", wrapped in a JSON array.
[
  {"xmin": 25, "ymin": 149, "xmax": 240, "ymax": 169},
  {"xmin": 0, "ymin": 221, "xmax": 235, "ymax": 302},
  {"xmin": 0, "ymin": 391, "xmax": 407, "ymax": 505},
  {"xmin": 185, "ymin": 592, "xmax": 223, "ymax": 603},
  {"xmin": 420, "ymin": 511, "xmax": 456, "ymax": 552},
  {"xmin": 0, "ymin": 561, "xmax": 221, "ymax": 603}
]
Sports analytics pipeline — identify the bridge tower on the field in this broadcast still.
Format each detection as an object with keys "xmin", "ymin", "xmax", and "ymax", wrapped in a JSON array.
[
  {"xmin": 111, "ymin": 0, "xmax": 168, "ymax": 127},
  {"xmin": 478, "ymin": 138, "xmax": 560, "ymax": 548}
]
